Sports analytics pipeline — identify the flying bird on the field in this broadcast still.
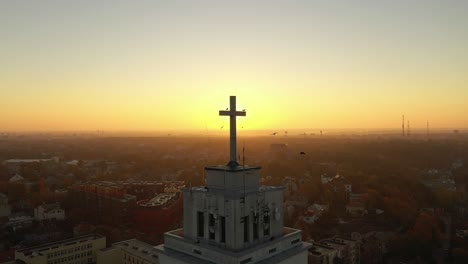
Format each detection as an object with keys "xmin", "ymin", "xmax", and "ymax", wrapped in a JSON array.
[
  {"xmin": 226, "ymin": 108, "xmax": 229, "ymax": 110},
  {"xmin": 271, "ymin": 132, "xmax": 278, "ymax": 136},
  {"xmin": 220, "ymin": 126, "xmax": 224, "ymax": 129},
  {"xmin": 300, "ymin": 152, "xmax": 306, "ymax": 155}
]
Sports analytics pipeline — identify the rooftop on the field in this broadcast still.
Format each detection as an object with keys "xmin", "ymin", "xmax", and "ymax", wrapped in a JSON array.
[
  {"xmin": 137, "ymin": 193, "xmax": 178, "ymax": 207},
  {"xmin": 308, "ymin": 243, "xmax": 336, "ymax": 256},
  {"xmin": 112, "ymin": 239, "xmax": 159, "ymax": 262},
  {"xmin": 16, "ymin": 234, "xmax": 104, "ymax": 256}
]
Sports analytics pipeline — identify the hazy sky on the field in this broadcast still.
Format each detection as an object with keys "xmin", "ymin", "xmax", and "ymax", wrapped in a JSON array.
[{"xmin": 1, "ymin": 0, "xmax": 467, "ymax": 132}]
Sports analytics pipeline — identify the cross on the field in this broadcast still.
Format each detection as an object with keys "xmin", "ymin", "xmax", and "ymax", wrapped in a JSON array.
[{"xmin": 219, "ymin": 96, "xmax": 246, "ymax": 167}]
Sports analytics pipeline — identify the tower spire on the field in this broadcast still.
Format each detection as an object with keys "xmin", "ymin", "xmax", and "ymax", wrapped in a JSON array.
[{"xmin": 219, "ymin": 96, "xmax": 246, "ymax": 167}]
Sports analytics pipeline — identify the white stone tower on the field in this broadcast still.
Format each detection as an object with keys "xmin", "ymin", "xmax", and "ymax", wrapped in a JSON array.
[{"xmin": 156, "ymin": 96, "xmax": 311, "ymax": 264}]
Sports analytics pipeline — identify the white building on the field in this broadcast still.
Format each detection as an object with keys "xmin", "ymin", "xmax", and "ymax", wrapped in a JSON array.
[
  {"xmin": 0, "ymin": 192, "xmax": 11, "ymax": 218},
  {"xmin": 15, "ymin": 234, "xmax": 106, "ymax": 264},
  {"xmin": 97, "ymin": 239, "xmax": 160, "ymax": 264},
  {"xmin": 34, "ymin": 203, "xmax": 66, "ymax": 221},
  {"xmin": 156, "ymin": 96, "xmax": 311, "ymax": 264},
  {"xmin": 9, "ymin": 174, "xmax": 25, "ymax": 183}
]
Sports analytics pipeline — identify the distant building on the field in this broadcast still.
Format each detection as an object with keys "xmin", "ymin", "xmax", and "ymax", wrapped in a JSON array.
[
  {"xmin": 322, "ymin": 174, "xmax": 352, "ymax": 206},
  {"xmin": 71, "ymin": 181, "xmax": 137, "ymax": 227},
  {"xmin": 420, "ymin": 169, "xmax": 457, "ymax": 191},
  {"xmin": 308, "ymin": 236, "xmax": 360, "ymax": 264},
  {"xmin": 134, "ymin": 192, "xmax": 182, "ymax": 234},
  {"xmin": 15, "ymin": 234, "xmax": 105, "ymax": 264},
  {"xmin": 346, "ymin": 193, "xmax": 369, "ymax": 217},
  {"xmin": 283, "ymin": 177, "xmax": 299, "ymax": 196},
  {"xmin": 5, "ymin": 212, "xmax": 33, "ymax": 231},
  {"xmin": 308, "ymin": 243, "xmax": 338, "ymax": 264},
  {"xmin": 3, "ymin": 158, "xmax": 58, "ymax": 173},
  {"xmin": 120, "ymin": 181, "xmax": 165, "ymax": 201},
  {"xmin": 34, "ymin": 203, "xmax": 66, "ymax": 221},
  {"xmin": 97, "ymin": 239, "xmax": 160, "ymax": 264},
  {"xmin": 303, "ymin": 204, "xmax": 329, "ymax": 224}
]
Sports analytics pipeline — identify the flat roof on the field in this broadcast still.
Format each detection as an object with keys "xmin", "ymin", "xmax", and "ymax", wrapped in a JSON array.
[{"xmin": 17, "ymin": 234, "xmax": 104, "ymax": 256}]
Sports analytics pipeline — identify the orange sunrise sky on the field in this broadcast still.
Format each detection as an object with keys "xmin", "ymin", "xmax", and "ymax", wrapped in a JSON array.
[{"xmin": 1, "ymin": 1, "xmax": 467, "ymax": 132}]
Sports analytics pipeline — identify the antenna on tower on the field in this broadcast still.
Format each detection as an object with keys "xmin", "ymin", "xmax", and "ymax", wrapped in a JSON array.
[{"xmin": 402, "ymin": 115, "xmax": 405, "ymax": 136}]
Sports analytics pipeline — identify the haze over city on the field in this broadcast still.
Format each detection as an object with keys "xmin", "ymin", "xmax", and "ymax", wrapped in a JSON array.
[
  {"xmin": 1, "ymin": 0, "xmax": 467, "ymax": 132},
  {"xmin": 2, "ymin": 1, "xmax": 468, "ymax": 264}
]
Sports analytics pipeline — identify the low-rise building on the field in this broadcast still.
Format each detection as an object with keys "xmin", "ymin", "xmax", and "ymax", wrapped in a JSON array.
[
  {"xmin": 34, "ymin": 203, "xmax": 66, "ymax": 221},
  {"xmin": 4, "ymin": 212, "xmax": 33, "ymax": 231},
  {"xmin": 97, "ymin": 239, "xmax": 160, "ymax": 264},
  {"xmin": 308, "ymin": 236, "xmax": 360, "ymax": 264},
  {"xmin": 303, "ymin": 204, "xmax": 329, "ymax": 224},
  {"xmin": 15, "ymin": 234, "xmax": 106, "ymax": 264},
  {"xmin": 308, "ymin": 243, "xmax": 338, "ymax": 264},
  {"xmin": 420, "ymin": 169, "xmax": 456, "ymax": 191}
]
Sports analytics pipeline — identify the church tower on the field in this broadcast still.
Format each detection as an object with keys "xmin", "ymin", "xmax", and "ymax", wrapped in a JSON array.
[{"xmin": 156, "ymin": 96, "xmax": 311, "ymax": 264}]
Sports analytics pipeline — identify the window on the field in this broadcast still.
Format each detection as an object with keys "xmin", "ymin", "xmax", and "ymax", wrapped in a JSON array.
[
  {"xmin": 197, "ymin": 211, "xmax": 204, "ymax": 237},
  {"xmin": 291, "ymin": 238, "xmax": 300, "ymax": 244},
  {"xmin": 209, "ymin": 214, "xmax": 215, "ymax": 240},
  {"xmin": 220, "ymin": 216, "xmax": 226, "ymax": 243},
  {"xmin": 253, "ymin": 213, "xmax": 259, "ymax": 240},
  {"xmin": 242, "ymin": 216, "xmax": 249, "ymax": 242}
]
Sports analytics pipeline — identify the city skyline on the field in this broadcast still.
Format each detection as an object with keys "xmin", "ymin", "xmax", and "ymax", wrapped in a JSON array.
[{"xmin": 1, "ymin": 0, "xmax": 467, "ymax": 131}]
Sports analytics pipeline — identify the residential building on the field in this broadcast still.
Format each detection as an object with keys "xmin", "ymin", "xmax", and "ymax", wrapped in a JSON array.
[
  {"xmin": 34, "ymin": 203, "xmax": 66, "ymax": 221},
  {"xmin": 15, "ymin": 234, "xmax": 106, "ymax": 264},
  {"xmin": 97, "ymin": 239, "xmax": 159, "ymax": 264},
  {"xmin": 70, "ymin": 182, "xmax": 136, "ymax": 227}
]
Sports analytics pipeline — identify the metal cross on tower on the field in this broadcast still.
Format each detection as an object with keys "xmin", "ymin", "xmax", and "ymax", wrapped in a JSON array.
[{"xmin": 219, "ymin": 96, "xmax": 246, "ymax": 167}]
